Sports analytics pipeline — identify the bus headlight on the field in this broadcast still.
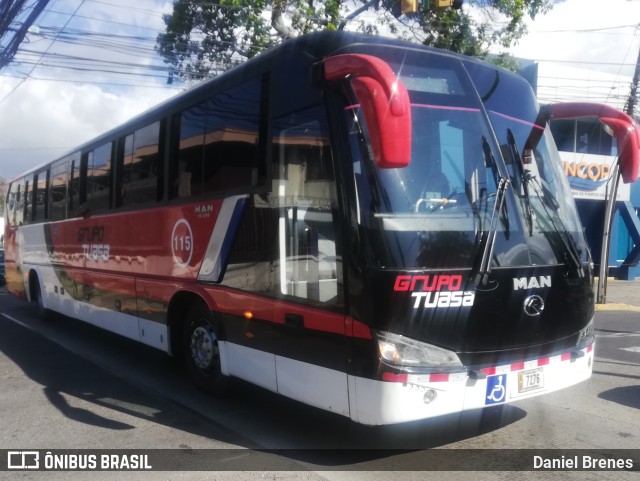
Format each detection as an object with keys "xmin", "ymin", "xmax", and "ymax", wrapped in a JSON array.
[{"xmin": 375, "ymin": 330, "xmax": 463, "ymax": 369}]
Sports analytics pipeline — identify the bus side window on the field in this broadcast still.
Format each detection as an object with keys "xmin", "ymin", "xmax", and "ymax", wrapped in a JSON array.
[
  {"xmin": 24, "ymin": 177, "xmax": 33, "ymax": 224},
  {"xmin": 68, "ymin": 154, "xmax": 83, "ymax": 215},
  {"xmin": 86, "ymin": 142, "xmax": 112, "ymax": 212},
  {"xmin": 272, "ymin": 106, "xmax": 342, "ymax": 304},
  {"xmin": 33, "ymin": 170, "xmax": 49, "ymax": 223},
  {"xmin": 120, "ymin": 122, "xmax": 161, "ymax": 207},
  {"xmin": 177, "ymin": 104, "xmax": 206, "ymax": 198},
  {"xmin": 202, "ymin": 80, "xmax": 260, "ymax": 194},
  {"xmin": 223, "ymin": 105, "xmax": 342, "ymax": 307},
  {"xmin": 49, "ymin": 159, "xmax": 68, "ymax": 221},
  {"xmin": 14, "ymin": 180, "xmax": 24, "ymax": 226},
  {"xmin": 175, "ymin": 78, "xmax": 262, "ymax": 200},
  {"xmin": 7, "ymin": 182, "xmax": 17, "ymax": 226}
]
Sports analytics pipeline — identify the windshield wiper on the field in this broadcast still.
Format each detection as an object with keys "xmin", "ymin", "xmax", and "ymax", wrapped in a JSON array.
[
  {"xmin": 527, "ymin": 174, "xmax": 585, "ymax": 278},
  {"xmin": 506, "ymin": 129, "xmax": 584, "ymax": 278},
  {"xmin": 481, "ymin": 137, "xmax": 510, "ymax": 235},
  {"xmin": 507, "ymin": 128, "xmax": 533, "ymax": 236},
  {"xmin": 474, "ymin": 137, "xmax": 511, "ymax": 287}
]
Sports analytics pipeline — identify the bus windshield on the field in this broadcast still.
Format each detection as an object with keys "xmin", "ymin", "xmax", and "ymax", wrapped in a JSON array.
[{"xmin": 347, "ymin": 49, "xmax": 589, "ymax": 272}]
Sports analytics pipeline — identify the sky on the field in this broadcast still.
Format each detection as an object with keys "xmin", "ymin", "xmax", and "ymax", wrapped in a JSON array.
[
  {"xmin": 497, "ymin": 0, "xmax": 640, "ymax": 107},
  {"xmin": 0, "ymin": 0, "xmax": 639, "ymax": 182}
]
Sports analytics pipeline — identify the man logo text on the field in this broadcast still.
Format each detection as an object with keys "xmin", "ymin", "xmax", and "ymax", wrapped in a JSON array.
[{"xmin": 513, "ymin": 276, "xmax": 551, "ymax": 290}]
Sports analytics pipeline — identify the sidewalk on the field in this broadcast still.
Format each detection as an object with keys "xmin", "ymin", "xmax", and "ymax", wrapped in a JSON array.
[{"xmin": 595, "ymin": 279, "xmax": 640, "ymax": 312}]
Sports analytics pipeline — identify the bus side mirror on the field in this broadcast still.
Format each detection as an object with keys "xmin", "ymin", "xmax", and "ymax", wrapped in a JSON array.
[
  {"xmin": 545, "ymin": 102, "xmax": 640, "ymax": 184},
  {"xmin": 323, "ymin": 54, "xmax": 411, "ymax": 169}
]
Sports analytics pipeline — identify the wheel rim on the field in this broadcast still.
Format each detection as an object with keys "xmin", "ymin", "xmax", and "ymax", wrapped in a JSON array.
[{"xmin": 190, "ymin": 325, "xmax": 218, "ymax": 370}]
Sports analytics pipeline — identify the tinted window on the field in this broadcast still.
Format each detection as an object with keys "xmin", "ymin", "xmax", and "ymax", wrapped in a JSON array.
[
  {"xmin": 577, "ymin": 119, "xmax": 617, "ymax": 156},
  {"xmin": 225, "ymin": 106, "xmax": 342, "ymax": 306},
  {"xmin": 34, "ymin": 171, "xmax": 48, "ymax": 222},
  {"xmin": 121, "ymin": 122, "xmax": 161, "ymax": 207},
  {"xmin": 549, "ymin": 119, "xmax": 575, "ymax": 152},
  {"xmin": 24, "ymin": 179, "xmax": 33, "ymax": 224},
  {"xmin": 68, "ymin": 153, "xmax": 82, "ymax": 214},
  {"xmin": 86, "ymin": 143, "xmax": 112, "ymax": 211},
  {"xmin": 6, "ymin": 182, "xmax": 19, "ymax": 227},
  {"xmin": 14, "ymin": 180, "xmax": 24, "ymax": 226},
  {"xmin": 176, "ymin": 79, "xmax": 261, "ymax": 198},
  {"xmin": 550, "ymin": 119, "xmax": 617, "ymax": 156},
  {"xmin": 49, "ymin": 159, "xmax": 68, "ymax": 221}
]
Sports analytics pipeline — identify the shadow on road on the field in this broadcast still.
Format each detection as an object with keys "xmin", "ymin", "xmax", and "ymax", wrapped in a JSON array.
[
  {"xmin": 599, "ymin": 385, "xmax": 640, "ymax": 410},
  {"xmin": 0, "ymin": 293, "xmax": 527, "ymax": 468}
]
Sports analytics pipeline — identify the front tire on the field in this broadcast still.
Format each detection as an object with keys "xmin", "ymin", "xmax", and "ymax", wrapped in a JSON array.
[
  {"xmin": 30, "ymin": 274, "xmax": 53, "ymax": 322},
  {"xmin": 183, "ymin": 304, "xmax": 229, "ymax": 396}
]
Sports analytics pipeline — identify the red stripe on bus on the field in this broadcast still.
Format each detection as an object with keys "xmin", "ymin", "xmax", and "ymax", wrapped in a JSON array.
[
  {"xmin": 347, "ymin": 317, "xmax": 373, "ymax": 340},
  {"xmin": 382, "ymin": 372, "xmax": 408, "ymax": 383},
  {"xmin": 538, "ymin": 357, "xmax": 550, "ymax": 366},
  {"xmin": 299, "ymin": 311, "xmax": 345, "ymax": 336},
  {"xmin": 489, "ymin": 110, "xmax": 546, "ymax": 131},
  {"xmin": 511, "ymin": 362, "xmax": 525, "ymax": 371},
  {"xmin": 429, "ymin": 373, "xmax": 449, "ymax": 382},
  {"xmin": 561, "ymin": 352, "xmax": 572, "ymax": 362}
]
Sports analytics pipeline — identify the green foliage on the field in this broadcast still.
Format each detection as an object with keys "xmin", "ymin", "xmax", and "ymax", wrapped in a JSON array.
[{"xmin": 156, "ymin": 0, "xmax": 552, "ymax": 83}]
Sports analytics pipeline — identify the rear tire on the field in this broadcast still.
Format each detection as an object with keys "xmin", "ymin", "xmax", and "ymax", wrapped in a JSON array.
[
  {"xmin": 183, "ymin": 304, "xmax": 229, "ymax": 396},
  {"xmin": 30, "ymin": 274, "xmax": 53, "ymax": 322}
]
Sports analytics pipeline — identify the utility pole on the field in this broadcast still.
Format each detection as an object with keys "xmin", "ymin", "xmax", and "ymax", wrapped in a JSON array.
[
  {"xmin": 624, "ymin": 45, "xmax": 640, "ymax": 117},
  {"xmin": 0, "ymin": 0, "xmax": 51, "ymax": 70}
]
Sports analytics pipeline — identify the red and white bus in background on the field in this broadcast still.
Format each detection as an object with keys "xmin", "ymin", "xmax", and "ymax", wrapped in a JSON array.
[{"xmin": 3, "ymin": 32, "xmax": 639, "ymax": 425}]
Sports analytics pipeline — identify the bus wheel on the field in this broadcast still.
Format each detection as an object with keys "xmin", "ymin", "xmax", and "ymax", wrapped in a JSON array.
[
  {"xmin": 183, "ymin": 305, "xmax": 229, "ymax": 396},
  {"xmin": 30, "ymin": 274, "xmax": 52, "ymax": 322}
]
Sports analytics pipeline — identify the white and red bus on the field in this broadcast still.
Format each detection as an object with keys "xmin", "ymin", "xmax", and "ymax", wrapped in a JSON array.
[{"xmin": 4, "ymin": 32, "xmax": 639, "ymax": 425}]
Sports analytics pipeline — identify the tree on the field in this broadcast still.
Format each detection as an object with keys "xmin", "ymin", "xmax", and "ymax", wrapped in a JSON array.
[{"xmin": 156, "ymin": 0, "xmax": 552, "ymax": 84}]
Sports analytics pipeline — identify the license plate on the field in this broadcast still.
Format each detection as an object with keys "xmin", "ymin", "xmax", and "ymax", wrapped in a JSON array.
[{"xmin": 518, "ymin": 367, "xmax": 544, "ymax": 393}]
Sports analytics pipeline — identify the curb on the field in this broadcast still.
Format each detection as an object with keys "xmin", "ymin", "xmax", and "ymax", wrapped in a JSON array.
[{"xmin": 595, "ymin": 303, "xmax": 640, "ymax": 312}]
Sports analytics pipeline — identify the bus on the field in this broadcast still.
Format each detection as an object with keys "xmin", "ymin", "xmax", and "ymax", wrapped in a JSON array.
[{"xmin": 3, "ymin": 32, "xmax": 639, "ymax": 425}]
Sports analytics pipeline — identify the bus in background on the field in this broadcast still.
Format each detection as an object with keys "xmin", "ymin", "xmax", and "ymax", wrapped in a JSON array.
[{"xmin": 3, "ymin": 32, "xmax": 639, "ymax": 425}]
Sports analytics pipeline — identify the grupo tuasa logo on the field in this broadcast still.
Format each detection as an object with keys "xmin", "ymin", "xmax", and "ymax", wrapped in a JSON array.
[{"xmin": 394, "ymin": 274, "xmax": 475, "ymax": 309}]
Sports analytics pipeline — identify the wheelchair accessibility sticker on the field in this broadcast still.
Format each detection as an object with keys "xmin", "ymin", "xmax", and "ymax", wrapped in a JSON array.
[{"xmin": 485, "ymin": 374, "xmax": 507, "ymax": 405}]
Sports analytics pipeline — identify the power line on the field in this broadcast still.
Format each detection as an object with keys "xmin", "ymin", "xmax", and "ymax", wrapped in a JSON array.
[
  {"xmin": 1, "ymin": 71, "xmax": 184, "ymax": 89},
  {"xmin": 40, "ymin": 6, "xmax": 168, "ymax": 32},
  {"xmin": 519, "ymin": 23, "xmax": 640, "ymax": 35},
  {"xmin": 0, "ymin": 0, "xmax": 87, "ymax": 105},
  {"xmin": 0, "ymin": 0, "xmax": 53, "ymax": 68},
  {"xmin": 85, "ymin": 0, "xmax": 166, "ymax": 17},
  {"xmin": 2, "ymin": 2, "xmax": 639, "ymax": 98}
]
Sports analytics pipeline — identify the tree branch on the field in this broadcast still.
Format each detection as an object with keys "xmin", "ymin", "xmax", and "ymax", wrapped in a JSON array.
[
  {"xmin": 272, "ymin": 0, "xmax": 294, "ymax": 40},
  {"xmin": 338, "ymin": 0, "xmax": 379, "ymax": 30}
]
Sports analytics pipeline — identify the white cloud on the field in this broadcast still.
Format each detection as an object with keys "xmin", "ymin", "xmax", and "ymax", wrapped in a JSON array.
[
  {"xmin": 0, "ymin": 78, "xmax": 176, "ymax": 180},
  {"xmin": 506, "ymin": 0, "xmax": 640, "ymax": 79},
  {"xmin": 0, "ymin": 0, "xmax": 178, "ymax": 181}
]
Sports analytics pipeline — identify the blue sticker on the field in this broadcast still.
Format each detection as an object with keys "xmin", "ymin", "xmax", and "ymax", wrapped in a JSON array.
[{"xmin": 485, "ymin": 374, "xmax": 507, "ymax": 405}]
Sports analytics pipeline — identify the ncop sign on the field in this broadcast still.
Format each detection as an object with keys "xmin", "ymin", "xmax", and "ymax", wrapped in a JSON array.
[{"xmin": 560, "ymin": 152, "xmax": 630, "ymax": 201}]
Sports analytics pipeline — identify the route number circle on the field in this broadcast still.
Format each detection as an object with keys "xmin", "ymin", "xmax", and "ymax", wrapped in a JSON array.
[{"xmin": 171, "ymin": 219, "xmax": 194, "ymax": 268}]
